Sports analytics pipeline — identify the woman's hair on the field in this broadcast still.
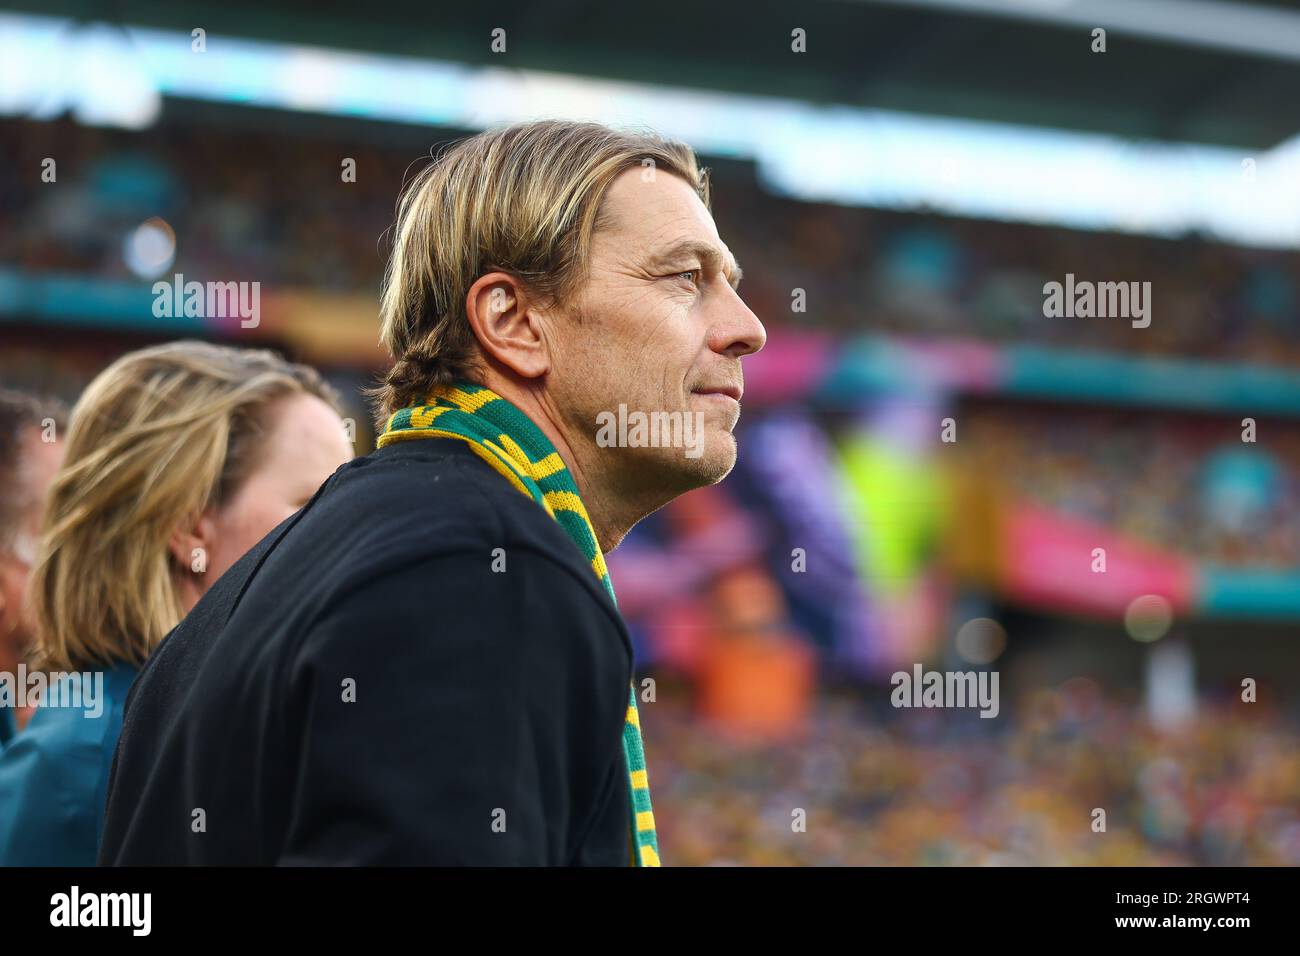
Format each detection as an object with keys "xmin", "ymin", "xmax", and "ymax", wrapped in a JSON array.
[
  {"xmin": 29, "ymin": 341, "xmax": 342, "ymax": 673},
  {"xmin": 374, "ymin": 120, "xmax": 708, "ymax": 419}
]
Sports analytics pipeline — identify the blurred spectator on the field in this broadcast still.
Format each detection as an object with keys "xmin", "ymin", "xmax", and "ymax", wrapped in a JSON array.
[
  {"xmin": 0, "ymin": 343, "xmax": 352, "ymax": 865},
  {"xmin": 0, "ymin": 389, "xmax": 66, "ymax": 740},
  {"xmin": 695, "ymin": 566, "xmax": 816, "ymax": 743}
]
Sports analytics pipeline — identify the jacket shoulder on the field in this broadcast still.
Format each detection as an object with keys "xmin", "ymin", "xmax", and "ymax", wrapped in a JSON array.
[{"xmin": 270, "ymin": 439, "xmax": 613, "ymax": 605}]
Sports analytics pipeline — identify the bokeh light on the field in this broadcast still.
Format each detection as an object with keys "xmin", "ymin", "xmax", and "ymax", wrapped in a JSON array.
[
  {"xmin": 1125, "ymin": 594, "xmax": 1174, "ymax": 643},
  {"xmin": 955, "ymin": 617, "xmax": 1007, "ymax": 664},
  {"xmin": 123, "ymin": 216, "xmax": 176, "ymax": 279}
]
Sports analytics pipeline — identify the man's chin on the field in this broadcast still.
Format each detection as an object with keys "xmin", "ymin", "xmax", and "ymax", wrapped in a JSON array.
[
  {"xmin": 620, "ymin": 431, "xmax": 737, "ymax": 495},
  {"xmin": 679, "ymin": 431, "xmax": 737, "ymax": 486}
]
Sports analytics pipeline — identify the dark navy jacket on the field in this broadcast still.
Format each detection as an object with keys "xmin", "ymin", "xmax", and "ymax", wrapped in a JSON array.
[{"xmin": 100, "ymin": 439, "xmax": 634, "ymax": 865}]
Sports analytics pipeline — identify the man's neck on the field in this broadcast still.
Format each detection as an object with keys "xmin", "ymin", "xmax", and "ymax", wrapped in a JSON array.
[{"xmin": 478, "ymin": 374, "xmax": 655, "ymax": 553}]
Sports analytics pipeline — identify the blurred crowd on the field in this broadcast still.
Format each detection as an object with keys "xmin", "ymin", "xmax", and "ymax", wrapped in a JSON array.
[
  {"xmin": 960, "ymin": 404, "xmax": 1300, "ymax": 567},
  {"xmin": 5, "ymin": 117, "xmax": 1300, "ymax": 366},
  {"xmin": 5, "ymin": 113, "xmax": 1300, "ymax": 868},
  {"xmin": 722, "ymin": 183, "xmax": 1300, "ymax": 368},
  {"xmin": 2, "ymin": 117, "xmax": 406, "ymax": 291},
  {"xmin": 644, "ymin": 686, "xmax": 1300, "ymax": 866}
]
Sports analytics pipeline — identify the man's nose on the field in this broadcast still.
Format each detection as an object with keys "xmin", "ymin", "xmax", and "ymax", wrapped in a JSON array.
[{"xmin": 708, "ymin": 283, "xmax": 767, "ymax": 358}]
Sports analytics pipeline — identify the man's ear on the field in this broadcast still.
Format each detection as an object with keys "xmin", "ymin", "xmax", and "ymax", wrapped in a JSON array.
[
  {"xmin": 167, "ymin": 512, "xmax": 216, "ymax": 576},
  {"xmin": 464, "ymin": 271, "xmax": 551, "ymax": 379}
]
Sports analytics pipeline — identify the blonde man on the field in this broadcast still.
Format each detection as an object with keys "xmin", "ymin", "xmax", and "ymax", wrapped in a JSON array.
[
  {"xmin": 102, "ymin": 121, "xmax": 765, "ymax": 866},
  {"xmin": 0, "ymin": 343, "xmax": 352, "ymax": 866}
]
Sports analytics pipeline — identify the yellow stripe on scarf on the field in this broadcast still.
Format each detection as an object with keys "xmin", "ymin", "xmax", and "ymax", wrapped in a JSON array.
[
  {"xmin": 542, "ymin": 491, "xmax": 610, "ymax": 579},
  {"xmin": 496, "ymin": 434, "xmax": 566, "ymax": 480},
  {"xmin": 442, "ymin": 386, "xmax": 501, "ymax": 414},
  {"xmin": 410, "ymin": 404, "xmax": 453, "ymax": 429}
]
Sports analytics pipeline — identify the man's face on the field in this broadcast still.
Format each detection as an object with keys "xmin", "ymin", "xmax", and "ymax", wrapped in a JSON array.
[
  {"xmin": 549, "ymin": 168, "xmax": 766, "ymax": 496},
  {"xmin": 0, "ymin": 428, "xmax": 64, "ymax": 658}
]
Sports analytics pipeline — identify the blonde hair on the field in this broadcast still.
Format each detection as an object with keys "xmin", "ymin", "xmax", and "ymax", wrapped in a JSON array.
[
  {"xmin": 30, "ymin": 341, "xmax": 341, "ymax": 673},
  {"xmin": 375, "ymin": 120, "xmax": 709, "ymax": 417}
]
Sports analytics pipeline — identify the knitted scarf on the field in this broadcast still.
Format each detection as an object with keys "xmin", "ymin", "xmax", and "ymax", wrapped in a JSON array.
[{"xmin": 376, "ymin": 381, "xmax": 661, "ymax": 867}]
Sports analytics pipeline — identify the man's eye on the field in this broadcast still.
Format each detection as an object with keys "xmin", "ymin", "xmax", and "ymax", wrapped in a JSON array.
[{"xmin": 676, "ymin": 270, "xmax": 701, "ymax": 285}]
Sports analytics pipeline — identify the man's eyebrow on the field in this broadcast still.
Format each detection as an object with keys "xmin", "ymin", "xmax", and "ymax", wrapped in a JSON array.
[{"xmin": 648, "ymin": 240, "xmax": 744, "ymax": 287}]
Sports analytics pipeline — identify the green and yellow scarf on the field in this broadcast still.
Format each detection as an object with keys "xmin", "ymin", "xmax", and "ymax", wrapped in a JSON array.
[{"xmin": 377, "ymin": 381, "xmax": 661, "ymax": 867}]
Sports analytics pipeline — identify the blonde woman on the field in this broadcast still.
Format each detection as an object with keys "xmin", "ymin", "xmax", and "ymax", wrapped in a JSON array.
[{"xmin": 0, "ymin": 341, "xmax": 354, "ymax": 865}]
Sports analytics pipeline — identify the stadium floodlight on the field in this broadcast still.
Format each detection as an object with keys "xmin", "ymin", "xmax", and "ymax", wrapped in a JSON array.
[
  {"xmin": 0, "ymin": 18, "xmax": 160, "ymax": 127},
  {"xmin": 1, "ymin": 11, "xmax": 1297, "ymax": 247}
]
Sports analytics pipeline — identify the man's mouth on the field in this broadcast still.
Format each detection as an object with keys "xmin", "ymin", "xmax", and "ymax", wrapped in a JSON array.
[{"xmin": 691, "ymin": 385, "xmax": 742, "ymax": 402}]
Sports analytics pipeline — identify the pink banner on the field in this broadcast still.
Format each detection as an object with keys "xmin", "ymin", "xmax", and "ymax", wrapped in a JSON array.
[
  {"xmin": 1001, "ymin": 503, "xmax": 1196, "ymax": 616},
  {"xmin": 741, "ymin": 327, "xmax": 833, "ymax": 405}
]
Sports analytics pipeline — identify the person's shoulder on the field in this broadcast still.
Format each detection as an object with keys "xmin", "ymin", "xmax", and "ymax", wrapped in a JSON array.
[
  {"xmin": 22, "ymin": 665, "xmax": 133, "ymax": 747},
  {"xmin": 293, "ymin": 444, "xmax": 632, "ymax": 656},
  {"xmin": 0, "ymin": 669, "xmax": 131, "ymax": 865},
  {"xmin": 161, "ymin": 437, "xmax": 626, "ymax": 685},
  {"xmin": 0, "ymin": 684, "xmax": 123, "ymax": 791},
  {"xmin": 294, "ymin": 538, "xmax": 633, "ymax": 698},
  {"xmin": 283, "ymin": 438, "xmax": 604, "ymax": 588}
]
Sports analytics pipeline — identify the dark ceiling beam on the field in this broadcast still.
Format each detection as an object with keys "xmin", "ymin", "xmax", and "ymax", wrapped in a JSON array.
[{"xmin": 2, "ymin": 0, "xmax": 1297, "ymax": 148}]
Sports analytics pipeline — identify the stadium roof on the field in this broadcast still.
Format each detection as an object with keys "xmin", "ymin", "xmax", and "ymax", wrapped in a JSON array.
[{"xmin": 7, "ymin": 0, "xmax": 1300, "ymax": 149}]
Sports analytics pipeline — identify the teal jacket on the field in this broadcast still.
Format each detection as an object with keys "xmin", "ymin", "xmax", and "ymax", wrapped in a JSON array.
[{"xmin": 0, "ymin": 664, "xmax": 138, "ymax": 865}]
